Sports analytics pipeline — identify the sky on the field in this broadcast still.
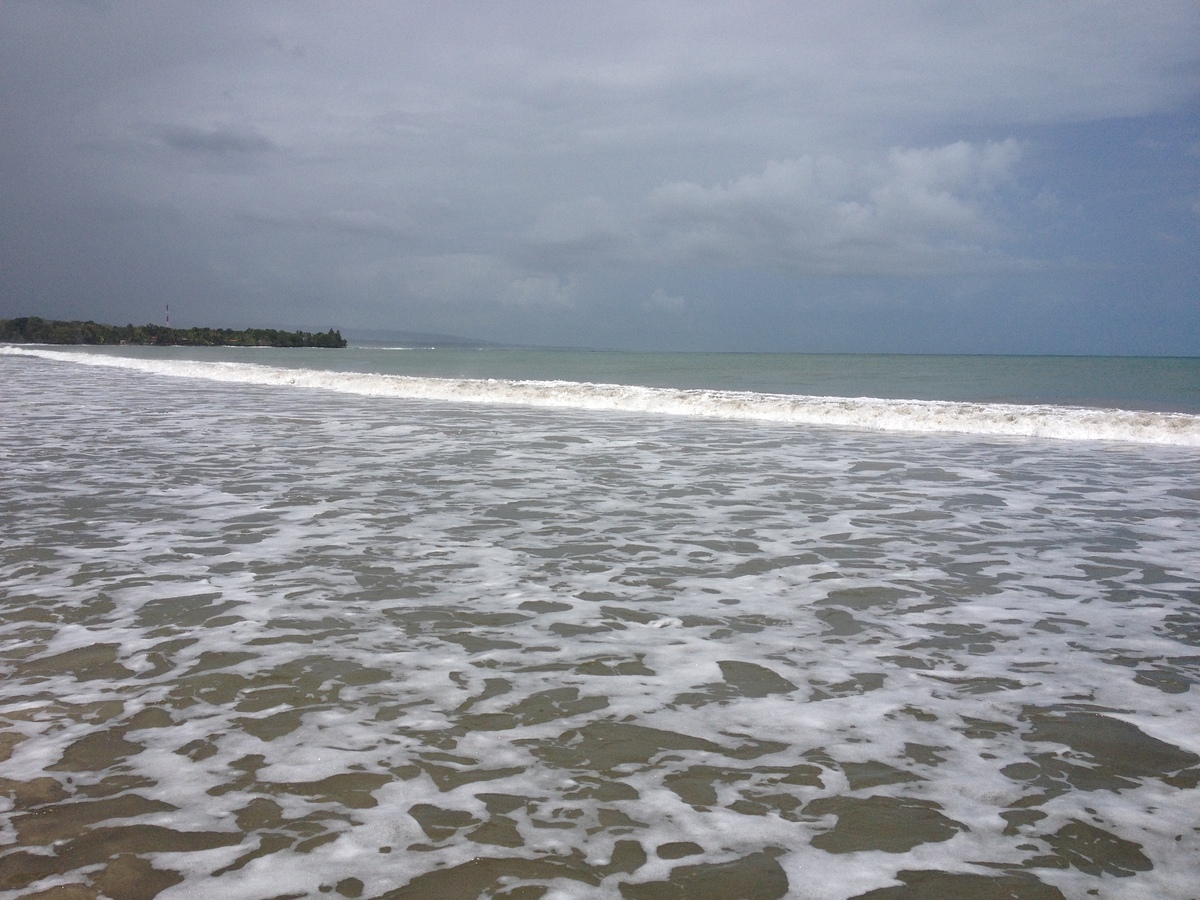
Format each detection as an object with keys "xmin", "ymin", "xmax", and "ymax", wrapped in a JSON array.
[{"xmin": 1, "ymin": 2, "xmax": 1198, "ymax": 354}]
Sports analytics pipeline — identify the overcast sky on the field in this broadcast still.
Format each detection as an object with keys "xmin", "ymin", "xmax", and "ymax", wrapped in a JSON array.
[{"xmin": 2, "ymin": 2, "xmax": 1197, "ymax": 353}]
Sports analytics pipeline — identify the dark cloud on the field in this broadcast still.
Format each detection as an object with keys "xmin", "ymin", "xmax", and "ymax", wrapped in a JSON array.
[{"xmin": 159, "ymin": 125, "xmax": 276, "ymax": 156}]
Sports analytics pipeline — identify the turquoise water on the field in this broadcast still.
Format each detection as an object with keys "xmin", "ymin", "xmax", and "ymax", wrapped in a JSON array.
[{"xmin": 55, "ymin": 345, "xmax": 1200, "ymax": 413}]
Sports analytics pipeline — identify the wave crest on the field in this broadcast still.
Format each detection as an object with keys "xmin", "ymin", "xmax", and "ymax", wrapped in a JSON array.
[{"xmin": 5, "ymin": 346, "xmax": 1198, "ymax": 446}]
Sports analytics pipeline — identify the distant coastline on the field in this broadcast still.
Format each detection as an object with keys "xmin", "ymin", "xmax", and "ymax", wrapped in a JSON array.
[
  {"xmin": 0, "ymin": 316, "xmax": 346, "ymax": 348},
  {"xmin": 342, "ymin": 327, "xmax": 501, "ymax": 348}
]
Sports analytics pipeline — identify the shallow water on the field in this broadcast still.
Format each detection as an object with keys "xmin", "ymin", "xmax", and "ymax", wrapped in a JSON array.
[{"xmin": 1, "ymin": 355, "xmax": 1199, "ymax": 899}]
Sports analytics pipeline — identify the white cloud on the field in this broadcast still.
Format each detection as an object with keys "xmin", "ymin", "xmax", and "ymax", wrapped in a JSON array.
[{"xmin": 645, "ymin": 140, "xmax": 1026, "ymax": 274}]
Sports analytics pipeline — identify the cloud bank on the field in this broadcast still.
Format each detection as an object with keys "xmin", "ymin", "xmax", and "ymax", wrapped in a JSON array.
[
  {"xmin": 645, "ymin": 140, "xmax": 1025, "ymax": 273},
  {"xmin": 0, "ymin": 2, "xmax": 1196, "ymax": 352}
]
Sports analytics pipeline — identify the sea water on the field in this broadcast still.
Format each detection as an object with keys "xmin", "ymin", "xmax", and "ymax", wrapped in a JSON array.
[{"xmin": 1, "ymin": 345, "xmax": 1198, "ymax": 899}]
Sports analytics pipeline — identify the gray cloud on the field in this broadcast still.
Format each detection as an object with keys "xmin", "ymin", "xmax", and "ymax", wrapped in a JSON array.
[
  {"xmin": 519, "ymin": 140, "xmax": 1031, "ymax": 276},
  {"xmin": 1, "ymin": 2, "xmax": 1196, "ymax": 351},
  {"xmin": 160, "ymin": 125, "xmax": 276, "ymax": 156},
  {"xmin": 648, "ymin": 288, "xmax": 686, "ymax": 312},
  {"xmin": 643, "ymin": 140, "xmax": 1028, "ymax": 274}
]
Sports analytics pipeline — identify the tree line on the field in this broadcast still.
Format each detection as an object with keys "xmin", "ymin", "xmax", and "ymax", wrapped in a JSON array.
[{"xmin": 0, "ymin": 317, "xmax": 347, "ymax": 348}]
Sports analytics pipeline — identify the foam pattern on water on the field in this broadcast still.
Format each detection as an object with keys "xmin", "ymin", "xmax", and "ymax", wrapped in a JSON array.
[
  {"xmin": 4, "ymin": 346, "xmax": 1199, "ymax": 445},
  {"xmin": 2, "ymin": 355, "xmax": 1199, "ymax": 899}
]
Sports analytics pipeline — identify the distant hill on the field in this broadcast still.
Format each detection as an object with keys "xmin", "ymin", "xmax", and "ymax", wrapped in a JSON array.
[
  {"xmin": 342, "ymin": 328, "xmax": 501, "ymax": 348},
  {"xmin": 0, "ymin": 317, "xmax": 346, "ymax": 348}
]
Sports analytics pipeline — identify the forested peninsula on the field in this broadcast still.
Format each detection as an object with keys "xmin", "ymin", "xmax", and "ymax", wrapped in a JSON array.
[{"xmin": 0, "ymin": 317, "xmax": 346, "ymax": 348}]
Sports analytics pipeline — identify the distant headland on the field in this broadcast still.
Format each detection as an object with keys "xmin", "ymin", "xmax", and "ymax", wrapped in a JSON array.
[{"xmin": 0, "ymin": 317, "xmax": 346, "ymax": 348}]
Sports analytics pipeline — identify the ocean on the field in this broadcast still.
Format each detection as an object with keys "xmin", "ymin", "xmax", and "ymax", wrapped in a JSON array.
[{"xmin": 1, "ymin": 344, "xmax": 1198, "ymax": 899}]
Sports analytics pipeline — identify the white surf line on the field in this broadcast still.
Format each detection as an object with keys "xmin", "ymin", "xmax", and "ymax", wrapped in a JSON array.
[{"xmin": 4, "ymin": 345, "xmax": 1199, "ymax": 446}]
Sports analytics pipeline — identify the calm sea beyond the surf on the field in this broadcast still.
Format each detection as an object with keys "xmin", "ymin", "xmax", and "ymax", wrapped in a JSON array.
[{"xmin": 2, "ymin": 344, "xmax": 1199, "ymax": 899}]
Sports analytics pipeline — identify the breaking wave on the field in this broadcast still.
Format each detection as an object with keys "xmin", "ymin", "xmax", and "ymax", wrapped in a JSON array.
[{"xmin": 5, "ymin": 345, "xmax": 1199, "ymax": 445}]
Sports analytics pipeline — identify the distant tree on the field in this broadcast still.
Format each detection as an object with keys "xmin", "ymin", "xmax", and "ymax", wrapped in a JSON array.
[{"xmin": 0, "ymin": 317, "xmax": 347, "ymax": 348}]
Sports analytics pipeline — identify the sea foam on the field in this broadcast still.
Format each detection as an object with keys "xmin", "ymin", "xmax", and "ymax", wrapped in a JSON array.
[
  {"xmin": 3, "ymin": 353, "xmax": 1199, "ymax": 898},
  {"xmin": 5, "ymin": 345, "xmax": 1198, "ymax": 446}
]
